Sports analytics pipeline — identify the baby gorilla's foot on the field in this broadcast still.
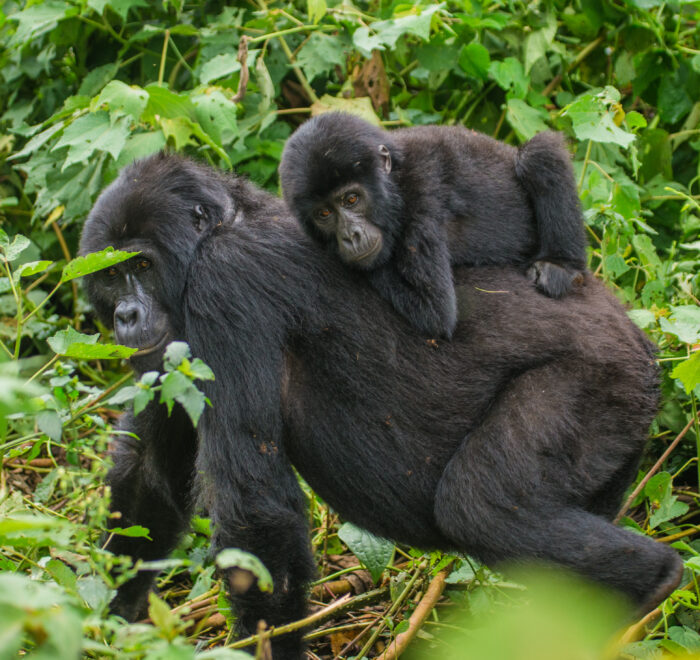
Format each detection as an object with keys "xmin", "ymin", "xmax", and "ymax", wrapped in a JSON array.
[{"xmin": 527, "ymin": 260, "xmax": 584, "ymax": 299}]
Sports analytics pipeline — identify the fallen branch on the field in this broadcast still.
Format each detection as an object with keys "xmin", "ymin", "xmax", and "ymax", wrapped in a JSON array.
[
  {"xmin": 615, "ymin": 414, "xmax": 699, "ymax": 523},
  {"xmin": 379, "ymin": 563, "xmax": 453, "ymax": 660}
]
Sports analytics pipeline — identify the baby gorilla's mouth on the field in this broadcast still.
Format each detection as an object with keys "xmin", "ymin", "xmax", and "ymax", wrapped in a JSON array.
[
  {"xmin": 350, "ymin": 238, "xmax": 383, "ymax": 266},
  {"xmin": 132, "ymin": 332, "xmax": 170, "ymax": 357}
]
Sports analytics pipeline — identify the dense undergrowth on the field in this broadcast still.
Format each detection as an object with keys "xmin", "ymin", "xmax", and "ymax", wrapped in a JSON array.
[{"xmin": 0, "ymin": 0, "xmax": 699, "ymax": 658}]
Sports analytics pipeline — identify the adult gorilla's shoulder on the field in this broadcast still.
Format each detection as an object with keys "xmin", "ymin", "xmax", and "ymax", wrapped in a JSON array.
[{"xmin": 79, "ymin": 153, "xmax": 679, "ymax": 659}]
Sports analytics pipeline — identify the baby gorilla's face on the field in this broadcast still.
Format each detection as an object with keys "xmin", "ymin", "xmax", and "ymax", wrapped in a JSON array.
[{"xmin": 311, "ymin": 183, "xmax": 384, "ymax": 268}]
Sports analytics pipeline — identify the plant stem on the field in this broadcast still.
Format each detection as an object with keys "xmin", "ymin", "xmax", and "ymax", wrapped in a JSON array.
[{"xmin": 158, "ymin": 29, "xmax": 170, "ymax": 86}]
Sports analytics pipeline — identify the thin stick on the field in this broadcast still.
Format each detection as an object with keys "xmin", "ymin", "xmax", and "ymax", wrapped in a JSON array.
[
  {"xmin": 379, "ymin": 563, "xmax": 453, "ymax": 660},
  {"xmin": 615, "ymin": 414, "xmax": 699, "ymax": 523},
  {"xmin": 231, "ymin": 36, "xmax": 250, "ymax": 104}
]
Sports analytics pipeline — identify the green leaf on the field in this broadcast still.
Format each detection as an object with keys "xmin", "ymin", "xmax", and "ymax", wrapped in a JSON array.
[
  {"xmin": 0, "ymin": 234, "xmax": 31, "ymax": 261},
  {"xmin": 489, "ymin": 57, "xmax": 528, "ymax": 98},
  {"xmin": 77, "ymin": 575, "xmax": 112, "ymax": 611},
  {"xmin": 110, "ymin": 525, "xmax": 152, "ymax": 539},
  {"xmin": 307, "ymin": 0, "xmax": 327, "ymax": 24},
  {"xmin": 672, "ymin": 353, "xmax": 700, "ymax": 394},
  {"xmin": 216, "ymin": 548, "xmax": 274, "ymax": 593},
  {"xmin": 144, "ymin": 84, "xmax": 196, "ymax": 121},
  {"xmin": 627, "ymin": 309, "xmax": 656, "ymax": 329},
  {"xmin": 523, "ymin": 14, "xmax": 557, "ymax": 73},
  {"xmin": 352, "ymin": 4, "xmax": 444, "ymax": 58},
  {"xmin": 199, "ymin": 53, "xmax": 241, "ymax": 85},
  {"xmin": 160, "ymin": 371, "xmax": 207, "ymax": 426},
  {"xmin": 7, "ymin": 1, "xmax": 77, "ymax": 44},
  {"xmin": 338, "ymin": 522, "xmax": 394, "ymax": 583},
  {"xmin": 87, "ymin": 0, "xmax": 148, "ymax": 21},
  {"xmin": 163, "ymin": 341, "xmax": 191, "ymax": 370},
  {"xmin": 53, "ymin": 112, "xmax": 130, "ymax": 168},
  {"xmin": 47, "ymin": 327, "xmax": 99, "ymax": 354},
  {"xmin": 631, "ymin": 234, "xmax": 662, "ymax": 274},
  {"xmin": 458, "ymin": 43, "xmax": 491, "ymax": 80},
  {"xmin": 506, "ymin": 99, "xmax": 549, "ymax": 141},
  {"xmin": 17, "ymin": 260, "xmax": 53, "ymax": 277},
  {"xmin": 95, "ymin": 80, "xmax": 148, "ymax": 120},
  {"xmin": 62, "ymin": 342, "xmax": 138, "ymax": 359},
  {"xmin": 61, "ymin": 247, "xmax": 139, "ymax": 282},
  {"xmin": 37, "ymin": 410, "xmax": 62, "ymax": 441},
  {"xmin": 563, "ymin": 92, "xmax": 636, "ymax": 148},
  {"xmin": 297, "ymin": 33, "xmax": 349, "ymax": 82}
]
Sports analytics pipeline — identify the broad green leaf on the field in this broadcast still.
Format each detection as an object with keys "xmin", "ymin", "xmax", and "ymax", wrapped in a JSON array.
[
  {"xmin": 77, "ymin": 575, "xmax": 111, "ymax": 611},
  {"xmin": 95, "ymin": 80, "xmax": 148, "ymax": 120},
  {"xmin": 53, "ymin": 112, "xmax": 130, "ymax": 168},
  {"xmin": 352, "ymin": 4, "xmax": 444, "ymax": 58},
  {"xmin": 631, "ymin": 234, "xmax": 662, "ymax": 273},
  {"xmin": 338, "ymin": 522, "xmax": 394, "ymax": 583},
  {"xmin": 144, "ymin": 84, "xmax": 196, "ymax": 121},
  {"xmin": 37, "ymin": 409, "xmax": 62, "ymax": 441},
  {"xmin": 148, "ymin": 592, "xmax": 182, "ymax": 640},
  {"xmin": 216, "ymin": 549, "xmax": 273, "ymax": 593},
  {"xmin": 60, "ymin": 247, "xmax": 139, "ymax": 282},
  {"xmin": 160, "ymin": 371, "xmax": 207, "ymax": 425},
  {"xmin": 672, "ymin": 353, "xmax": 700, "ymax": 394},
  {"xmin": 627, "ymin": 309, "xmax": 656, "ymax": 329},
  {"xmin": 506, "ymin": 99, "xmax": 549, "ymax": 141},
  {"xmin": 562, "ymin": 93, "xmax": 635, "ymax": 148},
  {"xmin": 489, "ymin": 57, "xmax": 528, "ymax": 98},
  {"xmin": 47, "ymin": 327, "xmax": 99, "ymax": 354},
  {"xmin": 458, "ymin": 42, "xmax": 491, "ymax": 80},
  {"xmin": 7, "ymin": 1, "xmax": 77, "ymax": 44},
  {"xmin": 163, "ymin": 341, "xmax": 191, "ymax": 370},
  {"xmin": 199, "ymin": 53, "xmax": 241, "ymax": 85},
  {"xmin": 193, "ymin": 91, "xmax": 239, "ymax": 146},
  {"xmin": 297, "ymin": 33, "xmax": 349, "ymax": 82}
]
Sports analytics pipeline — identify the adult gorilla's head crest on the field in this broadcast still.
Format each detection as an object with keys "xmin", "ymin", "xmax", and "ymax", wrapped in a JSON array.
[{"xmin": 79, "ymin": 153, "xmax": 237, "ymax": 371}]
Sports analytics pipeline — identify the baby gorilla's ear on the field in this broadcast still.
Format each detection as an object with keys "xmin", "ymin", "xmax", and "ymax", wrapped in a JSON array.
[{"xmin": 378, "ymin": 144, "xmax": 392, "ymax": 174}]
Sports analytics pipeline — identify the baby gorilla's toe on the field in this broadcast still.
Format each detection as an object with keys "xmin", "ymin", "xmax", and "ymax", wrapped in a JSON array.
[{"xmin": 527, "ymin": 260, "xmax": 584, "ymax": 299}]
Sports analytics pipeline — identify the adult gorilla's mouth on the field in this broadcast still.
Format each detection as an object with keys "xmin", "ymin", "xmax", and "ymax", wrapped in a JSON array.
[{"xmin": 131, "ymin": 332, "xmax": 170, "ymax": 357}]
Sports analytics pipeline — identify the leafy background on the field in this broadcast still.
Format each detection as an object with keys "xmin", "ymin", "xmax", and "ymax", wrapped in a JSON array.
[{"xmin": 0, "ymin": 0, "xmax": 699, "ymax": 658}]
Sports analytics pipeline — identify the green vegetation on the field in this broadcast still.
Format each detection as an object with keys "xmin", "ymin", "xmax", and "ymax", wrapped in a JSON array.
[{"xmin": 0, "ymin": 0, "xmax": 699, "ymax": 657}]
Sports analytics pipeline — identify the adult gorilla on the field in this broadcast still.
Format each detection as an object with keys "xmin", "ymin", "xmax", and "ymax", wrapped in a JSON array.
[{"xmin": 80, "ymin": 153, "xmax": 681, "ymax": 658}]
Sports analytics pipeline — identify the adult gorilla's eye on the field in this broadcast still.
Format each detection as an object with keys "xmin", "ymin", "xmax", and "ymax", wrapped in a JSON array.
[
  {"xmin": 135, "ymin": 259, "xmax": 151, "ymax": 271},
  {"xmin": 194, "ymin": 204, "xmax": 206, "ymax": 219},
  {"xmin": 345, "ymin": 193, "xmax": 359, "ymax": 206},
  {"xmin": 106, "ymin": 267, "xmax": 118, "ymax": 278}
]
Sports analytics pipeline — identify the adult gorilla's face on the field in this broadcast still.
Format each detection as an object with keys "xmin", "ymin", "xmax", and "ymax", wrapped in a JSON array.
[{"xmin": 79, "ymin": 153, "xmax": 236, "ymax": 372}]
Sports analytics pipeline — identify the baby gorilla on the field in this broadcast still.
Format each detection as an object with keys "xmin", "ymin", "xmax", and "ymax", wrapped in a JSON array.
[{"xmin": 279, "ymin": 113, "xmax": 587, "ymax": 338}]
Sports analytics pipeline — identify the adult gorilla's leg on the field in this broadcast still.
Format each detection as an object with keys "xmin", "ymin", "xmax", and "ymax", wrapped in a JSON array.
[
  {"xmin": 434, "ymin": 363, "xmax": 682, "ymax": 613},
  {"xmin": 106, "ymin": 403, "xmax": 198, "ymax": 621},
  {"xmin": 197, "ymin": 423, "xmax": 315, "ymax": 659}
]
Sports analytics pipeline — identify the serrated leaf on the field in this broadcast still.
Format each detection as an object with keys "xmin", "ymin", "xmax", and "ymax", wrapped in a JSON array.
[
  {"xmin": 627, "ymin": 309, "xmax": 656, "ymax": 329},
  {"xmin": 53, "ymin": 112, "xmax": 130, "ymax": 168},
  {"xmin": 163, "ymin": 341, "xmax": 191, "ymax": 370},
  {"xmin": 563, "ymin": 93, "xmax": 635, "ymax": 148},
  {"xmin": 506, "ymin": 99, "xmax": 549, "ymax": 141},
  {"xmin": 297, "ymin": 33, "xmax": 349, "ymax": 83},
  {"xmin": 1, "ymin": 234, "xmax": 30, "ymax": 261},
  {"xmin": 338, "ymin": 522, "xmax": 394, "ymax": 583},
  {"xmin": 77, "ymin": 575, "xmax": 111, "ymax": 611},
  {"xmin": 311, "ymin": 95, "xmax": 380, "ymax": 125},
  {"xmin": 61, "ymin": 247, "xmax": 139, "ymax": 282},
  {"xmin": 47, "ymin": 327, "xmax": 99, "ymax": 354},
  {"xmin": 87, "ymin": 0, "xmax": 148, "ymax": 21},
  {"xmin": 216, "ymin": 549, "xmax": 273, "ymax": 593},
  {"xmin": 95, "ymin": 80, "xmax": 148, "ymax": 120}
]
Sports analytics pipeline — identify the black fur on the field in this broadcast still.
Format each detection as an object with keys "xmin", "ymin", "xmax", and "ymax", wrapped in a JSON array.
[
  {"xmin": 80, "ymin": 154, "xmax": 680, "ymax": 659},
  {"xmin": 279, "ymin": 113, "xmax": 587, "ymax": 338}
]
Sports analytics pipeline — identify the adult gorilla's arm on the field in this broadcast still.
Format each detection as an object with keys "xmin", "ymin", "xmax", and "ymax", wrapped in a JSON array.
[
  {"xmin": 106, "ymin": 403, "xmax": 198, "ymax": 621},
  {"xmin": 183, "ymin": 221, "xmax": 317, "ymax": 654}
]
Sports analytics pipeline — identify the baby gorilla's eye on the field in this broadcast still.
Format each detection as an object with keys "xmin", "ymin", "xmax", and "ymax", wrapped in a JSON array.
[
  {"xmin": 345, "ymin": 193, "xmax": 359, "ymax": 206},
  {"xmin": 317, "ymin": 208, "xmax": 332, "ymax": 221},
  {"xmin": 135, "ymin": 259, "xmax": 151, "ymax": 271}
]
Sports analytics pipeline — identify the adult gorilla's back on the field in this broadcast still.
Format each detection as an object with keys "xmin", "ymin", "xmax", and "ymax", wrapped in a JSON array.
[{"xmin": 81, "ymin": 153, "xmax": 681, "ymax": 659}]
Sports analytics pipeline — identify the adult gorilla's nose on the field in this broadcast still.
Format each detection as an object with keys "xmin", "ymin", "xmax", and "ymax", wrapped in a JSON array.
[{"xmin": 114, "ymin": 299, "xmax": 143, "ymax": 344}]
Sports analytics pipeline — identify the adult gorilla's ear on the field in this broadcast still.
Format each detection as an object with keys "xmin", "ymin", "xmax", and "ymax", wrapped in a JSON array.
[
  {"xmin": 378, "ymin": 144, "xmax": 392, "ymax": 174},
  {"xmin": 193, "ymin": 204, "xmax": 209, "ymax": 231}
]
